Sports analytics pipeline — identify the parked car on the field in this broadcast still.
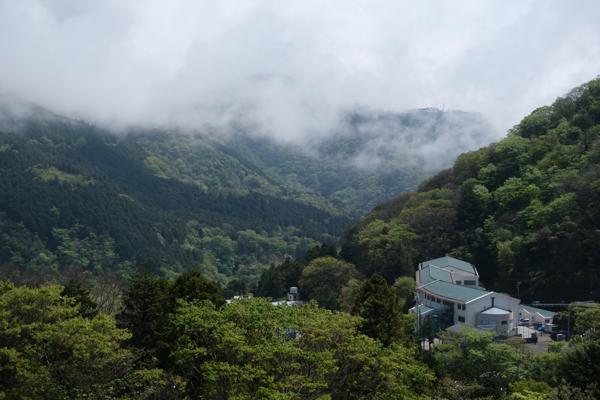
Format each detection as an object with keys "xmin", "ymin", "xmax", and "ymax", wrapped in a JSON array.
[
  {"xmin": 551, "ymin": 330, "xmax": 568, "ymax": 341},
  {"xmin": 525, "ymin": 332, "xmax": 538, "ymax": 344},
  {"xmin": 518, "ymin": 318, "xmax": 530, "ymax": 326}
]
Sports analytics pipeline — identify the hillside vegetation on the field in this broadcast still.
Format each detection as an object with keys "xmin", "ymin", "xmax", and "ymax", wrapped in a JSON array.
[
  {"xmin": 0, "ymin": 112, "xmax": 346, "ymax": 285},
  {"xmin": 0, "ymin": 105, "xmax": 491, "ymax": 286},
  {"xmin": 341, "ymin": 78, "xmax": 600, "ymax": 302},
  {"xmin": 135, "ymin": 108, "xmax": 494, "ymax": 217}
]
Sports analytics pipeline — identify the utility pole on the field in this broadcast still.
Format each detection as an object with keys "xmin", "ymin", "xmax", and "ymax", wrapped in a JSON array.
[
  {"xmin": 567, "ymin": 309, "xmax": 571, "ymax": 340},
  {"xmin": 415, "ymin": 292, "xmax": 421, "ymax": 352},
  {"xmin": 590, "ymin": 269, "xmax": 594, "ymax": 300}
]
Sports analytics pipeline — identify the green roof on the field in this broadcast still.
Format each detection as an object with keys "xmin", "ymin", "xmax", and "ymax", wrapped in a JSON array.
[
  {"xmin": 423, "ymin": 256, "xmax": 476, "ymax": 274},
  {"xmin": 422, "ymin": 280, "xmax": 490, "ymax": 303},
  {"xmin": 419, "ymin": 265, "xmax": 453, "ymax": 284},
  {"xmin": 522, "ymin": 305, "xmax": 556, "ymax": 318},
  {"xmin": 414, "ymin": 304, "xmax": 434, "ymax": 318}
]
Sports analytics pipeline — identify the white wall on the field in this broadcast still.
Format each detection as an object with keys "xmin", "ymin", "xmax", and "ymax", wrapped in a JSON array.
[
  {"xmin": 466, "ymin": 292, "xmax": 520, "ymax": 333},
  {"xmin": 416, "ymin": 289, "xmax": 445, "ymax": 311},
  {"xmin": 519, "ymin": 308, "xmax": 553, "ymax": 325},
  {"xmin": 452, "ymin": 271, "xmax": 479, "ymax": 286},
  {"xmin": 454, "ymin": 302, "xmax": 467, "ymax": 324}
]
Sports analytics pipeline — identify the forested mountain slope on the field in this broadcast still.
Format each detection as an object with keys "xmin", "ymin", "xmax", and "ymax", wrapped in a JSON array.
[
  {"xmin": 0, "ymin": 103, "xmax": 493, "ymax": 286},
  {"xmin": 341, "ymin": 78, "xmax": 600, "ymax": 302},
  {"xmin": 0, "ymin": 111, "xmax": 346, "ymax": 284},
  {"xmin": 136, "ymin": 107, "xmax": 494, "ymax": 217}
]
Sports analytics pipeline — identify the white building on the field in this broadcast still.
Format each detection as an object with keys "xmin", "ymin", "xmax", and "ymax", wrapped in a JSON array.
[
  {"xmin": 411, "ymin": 256, "xmax": 553, "ymax": 335},
  {"xmin": 270, "ymin": 287, "xmax": 304, "ymax": 306},
  {"xmin": 520, "ymin": 305, "xmax": 556, "ymax": 326}
]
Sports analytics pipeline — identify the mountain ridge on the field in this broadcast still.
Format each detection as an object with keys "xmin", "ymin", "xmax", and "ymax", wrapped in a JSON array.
[{"xmin": 0, "ymin": 101, "xmax": 495, "ymax": 286}]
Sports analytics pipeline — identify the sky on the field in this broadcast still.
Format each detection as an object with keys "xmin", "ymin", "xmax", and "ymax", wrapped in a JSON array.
[{"xmin": 1, "ymin": 0, "xmax": 599, "ymax": 143}]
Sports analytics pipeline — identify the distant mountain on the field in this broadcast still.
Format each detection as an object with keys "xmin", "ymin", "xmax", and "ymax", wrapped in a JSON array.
[
  {"xmin": 341, "ymin": 78, "xmax": 600, "ymax": 302},
  {"xmin": 138, "ymin": 107, "xmax": 494, "ymax": 217},
  {"xmin": 0, "ymin": 102, "xmax": 494, "ymax": 286}
]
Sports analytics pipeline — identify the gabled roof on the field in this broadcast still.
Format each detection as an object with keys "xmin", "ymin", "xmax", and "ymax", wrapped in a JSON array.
[
  {"xmin": 410, "ymin": 304, "xmax": 434, "ymax": 318},
  {"xmin": 480, "ymin": 307, "xmax": 510, "ymax": 315},
  {"xmin": 422, "ymin": 256, "xmax": 477, "ymax": 275},
  {"xmin": 419, "ymin": 265, "xmax": 453, "ymax": 284},
  {"xmin": 522, "ymin": 305, "xmax": 555, "ymax": 318},
  {"xmin": 422, "ymin": 280, "xmax": 491, "ymax": 303}
]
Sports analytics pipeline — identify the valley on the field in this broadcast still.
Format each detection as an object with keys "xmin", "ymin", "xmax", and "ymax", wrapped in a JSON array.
[{"xmin": 0, "ymin": 104, "xmax": 494, "ymax": 287}]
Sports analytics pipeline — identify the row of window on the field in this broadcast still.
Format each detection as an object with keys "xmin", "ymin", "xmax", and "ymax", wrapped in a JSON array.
[
  {"xmin": 423, "ymin": 294, "xmax": 441, "ymax": 303},
  {"xmin": 479, "ymin": 319, "xmax": 511, "ymax": 326},
  {"xmin": 423, "ymin": 293, "xmax": 466, "ymax": 311}
]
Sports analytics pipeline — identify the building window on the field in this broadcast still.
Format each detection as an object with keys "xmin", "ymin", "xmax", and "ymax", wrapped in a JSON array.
[
  {"xmin": 464, "ymin": 280, "xmax": 476, "ymax": 285},
  {"xmin": 501, "ymin": 321, "xmax": 507, "ymax": 325},
  {"xmin": 456, "ymin": 281, "xmax": 462, "ymax": 285},
  {"xmin": 458, "ymin": 316, "xmax": 465, "ymax": 322}
]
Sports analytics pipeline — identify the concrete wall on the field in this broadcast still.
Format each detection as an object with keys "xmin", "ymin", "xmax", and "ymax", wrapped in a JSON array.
[
  {"xmin": 466, "ymin": 293, "xmax": 520, "ymax": 334},
  {"xmin": 476, "ymin": 312, "xmax": 512, "ymax": 334},
  {"xmin": 417, "ymin": 288, "xmax": 523, "ymax": 335}
]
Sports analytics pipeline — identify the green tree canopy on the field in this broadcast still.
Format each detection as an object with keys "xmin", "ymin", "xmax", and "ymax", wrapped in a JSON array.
[
  {"xmin": 169, "ymin": 297, "xmax": 434, "ymax": 399},
  {"xmin": 432, "ymin": 328, "xmax": 525, "ymax": 397},
  {"xmin": 118, "ymin": 270, "xmax": 173, "ymax": 357},
  {"xmin": 298, "ymin": 256, "xmax": 358, "ymax": 309},
  {"xmin": 0, "ymin": 281, "xmax": 177, "ymax": 399},
  {"xmin": 171, "ymin": 269, "xmax": 224, "ymax": 306},
  {"xmin": 393, "ymin": 275, "xmax": 416, "ymax": 310},
  {"xmin": 60, "ymin": 279, "xmax": 98, "ymax": 318},
  {"xmin": 353, "ymin": 274, "xmax": 413, "ymax": 346}
]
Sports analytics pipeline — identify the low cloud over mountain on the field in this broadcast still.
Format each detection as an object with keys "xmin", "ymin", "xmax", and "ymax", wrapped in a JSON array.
[{"xmin": 1, "ymin": 1, "xmax": 599, "ymax": 143}]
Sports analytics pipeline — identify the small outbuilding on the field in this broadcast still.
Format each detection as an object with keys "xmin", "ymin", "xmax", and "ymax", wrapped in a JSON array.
[{"xmin": 476, "ymin": 307, "xmax": 512, "ymax": 334}]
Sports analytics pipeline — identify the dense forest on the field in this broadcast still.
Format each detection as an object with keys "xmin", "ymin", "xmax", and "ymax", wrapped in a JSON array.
[
  {"xmin": 0, "ymin": 112, "xmax": 349, "ymax": 286},
  {"xmin": 0, "ymin": 104, "xmax": 490, "ymax": 287}
]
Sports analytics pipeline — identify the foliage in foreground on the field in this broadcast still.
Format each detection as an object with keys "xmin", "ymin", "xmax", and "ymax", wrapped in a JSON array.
[
  {"xmin": 171, "ymin": 299, "xmax": 434, "ymax": 399},
  {"xmin": 2, "ymin": 278, "xmax": 600, "ymax": 399},
  {"xmin": 0, "ymin": 279, "xmax": 434, "ymax": 399},
  {"xmin": 0, "ymin": 281, "xmax": 183, "ymax": 399}
]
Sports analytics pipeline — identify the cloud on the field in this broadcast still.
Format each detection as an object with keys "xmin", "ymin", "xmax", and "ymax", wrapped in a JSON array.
[
  {"xmin": 0, "ymin": 0, "xmax": 599, "ymax": 143},
  {"xmin": 328, "ymin": 108, "xmax": 496, "ymax": 172}
]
